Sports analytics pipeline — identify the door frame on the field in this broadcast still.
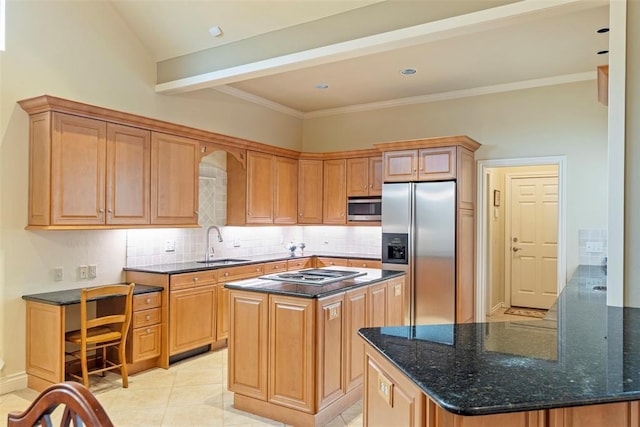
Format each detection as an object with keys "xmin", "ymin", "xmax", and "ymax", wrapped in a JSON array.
[
  {"xmin": 504, "ymin": 171, "xmax": 559, "ymax": 309},
  {"xmin": 476, "ymin": 156, "xmax": 567, "ymax": 321}
]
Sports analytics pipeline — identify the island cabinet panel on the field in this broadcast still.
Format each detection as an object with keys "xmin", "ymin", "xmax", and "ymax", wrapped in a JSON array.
[
  {"xmin": 298, "ymin": 159, "xmax": 323, "ymax": 224},
  {"xmin": 433, "ymin": 406, "xmax": 545, "ymax": 427},
  {"xmin": 150, "ymin": 132, "xmax": 199, "ymax": 225},
  {"xmin": 323, "ymin": 159, "xmax": 347, "ymax": 224},
  {"xmin": 316, "ymin": 293, "xmax": 346, "ymax": 410},
  {"xmin": 548, "ymin": 402, "xmax": 638, "ymax": 427},
  {"xmin": 369, "ymin": 281, "xmax": 388, "ymax": 328},
  {"xmin": 168, "ymin": 285, "xmax": 216, "ymax": 355},
  {"xmin": 364, "ymin": 346, "xmax": 426, "ymax": 427},
  {"xmin": 246, "ymin": 150, "xmax": 275, "ymax": 224},
  {"xmin": 268, "ymin": 295, "xmax": 315, "ymax": 413},
  {"xmin": 228, "ymin": 290, "xmax": 268, "ymax": 400},
  {"xmin": 215, "ymin": 284, "xmax": 230, "ymax": 340},
  {"xmin": 106, "ymin": 124, "xmax": 150, "ymax": 225},
  {"xmin": 345, "ymin": 287, "xmax": 369, "ymax": 392},
  {"xmin": 51, "ymin": 113, "xmax": 107, "ymax": 225}
]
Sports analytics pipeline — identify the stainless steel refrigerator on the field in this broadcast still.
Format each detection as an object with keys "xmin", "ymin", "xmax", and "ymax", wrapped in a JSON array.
[{"xmin": 381, "ymin": 181, "xmax": 456, "ymax": 326}]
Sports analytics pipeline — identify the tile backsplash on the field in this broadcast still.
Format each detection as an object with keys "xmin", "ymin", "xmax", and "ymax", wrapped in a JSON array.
[
  {"xmin": 125, "ymin": 162, "xmax": 382, "ymax": 267},
  {"xmin": 578, "ymin": 228, "xmax": 608, "ymax": 266}
]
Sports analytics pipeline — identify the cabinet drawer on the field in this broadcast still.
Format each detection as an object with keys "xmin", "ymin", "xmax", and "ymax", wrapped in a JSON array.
[
  {"xmin": 218, "ymin": 264, "xmax": 264, "ymax": 282},
  {"xmin": 130, "ymin": 324, "xmax": 161, "ymax": 362},
  {"xmin": 348, "ymin": 259, "xmax": 382, "ymax": 269},
  {"xmin": 132, "ymin": 292, "xmax": 161, "ymax": 311},
  {"xmin": 132, "ymin": 307, "xmax": 161, "ymax": 328},
  {"xmin": 170, "ymin": 270, "xmax": 217, "ymax": 290},
  {"xmin": 287, "ymin": 258, "xmax": 313, "ymax": 270},
  {"xmin": 316, "ymin": 257, "xmax": 349, "ymax": 267},
  {"xmin": 263, "ymin": 261, "xmax": 287, "ymax": 274}
]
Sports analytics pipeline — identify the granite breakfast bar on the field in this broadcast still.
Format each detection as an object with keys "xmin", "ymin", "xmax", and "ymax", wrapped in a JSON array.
[{"xmin": 358, "ymin": 266, "xmax": 640, "ymax": 426}]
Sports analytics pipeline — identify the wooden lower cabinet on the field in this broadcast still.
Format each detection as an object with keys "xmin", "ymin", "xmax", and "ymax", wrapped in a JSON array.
[
  {"xmin": 369, "ymin": 282, "xmax": 388, "ymax": 328},
  {"xmin": 269, "ymin": 295, "xmax": 315, "ymax": 412},
  {"xmin": 169, "ymin": 285, "xmax": 216, "ymax": 355},
  {"xmin": 364, "ymin": 342, "xmax": 640, "ymax": 427},
  {"xmin": 229, "ymin": 276, "xmax": 406, "ymax": 426},
  {"xmin": 229, "ymin": 290, "xmax": 268, "ymax": 400},
  {"xmin": 386, "ymin": 276, "xmax": 405, "ymax": 327},
  {"xmin": 316, "ymin": 257, "xmax": 349, "ymax": 267},
  {"xmin": 216, "ymin": 284, "xmax": 230, "ymax": 340}
]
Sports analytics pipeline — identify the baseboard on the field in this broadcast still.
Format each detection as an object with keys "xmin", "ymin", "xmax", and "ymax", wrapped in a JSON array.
[
  {"xmin": 489, "ymin": 302, "xmax": 504, "ymax": 316},
  {"xmin": 0, "ymin": 371, "xmax": 28, "ymax": 395}
]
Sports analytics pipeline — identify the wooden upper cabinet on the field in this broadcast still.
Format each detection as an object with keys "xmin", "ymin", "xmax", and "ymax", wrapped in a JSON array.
[
  {"xmin": 382, "ymin": 150, "xmax": 418, "ymax": 182},
  {"xmin": 298, "ymin": 159, "xmax": 323, "ymax": 224},
  {"xmin": 323, "ymin": 159, "xmax": 347, "ymax": 224},
  {"xmin": 274, "ymin": 156, "xmax": 298, "ymax": 224},
  {"xmin": 50, "ymin": 113, "xmax": 107, "ymax": 226},
  {"xmin": 346, "ymin": 156, "xmax": 382, "ymax": 197},
  {"xmin": 150, "ymin": 132, "xmax": 200, "ymax": 225},
  {"xmin": 246, "ymin": 151, "xmax": 275, "ymax": 224},
  {"xmin": 418, "ymin": 146, "xmax": 456, "ymax": 181},
  {"xmin": 106, "ymin": 124, "xmax": 150, "ymax": 225}
]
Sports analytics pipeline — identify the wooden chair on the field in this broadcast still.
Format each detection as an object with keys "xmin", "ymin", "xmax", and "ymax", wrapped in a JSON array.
[
  {"xmin": 64, "ymin": 283, "xmax": 134, "ymax": 388},
  {"xmin": 7, "ymin": 381, "xmax": 114, "ymax": 427}
]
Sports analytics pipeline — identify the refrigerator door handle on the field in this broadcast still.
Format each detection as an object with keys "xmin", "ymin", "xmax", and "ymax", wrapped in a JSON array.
[{"xmin": 408, "ymin": 183, "xmax": 416, "ymax": 326}]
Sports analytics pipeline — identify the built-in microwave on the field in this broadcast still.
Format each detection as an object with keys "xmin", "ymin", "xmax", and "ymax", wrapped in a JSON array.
[{"xmin": 347, "ymin": 197, "xmax": 382, "ymax": 221}]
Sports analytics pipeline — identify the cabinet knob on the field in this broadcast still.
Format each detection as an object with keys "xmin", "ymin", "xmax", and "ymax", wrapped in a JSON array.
[
  {"xmin": 99, "ymin": 209, "xmax": 104, "ymax": 213},
  {"xmin": 145, "ymin": 298, "xmax": 151, "ymax": 304},
  {"xmin": 146, "ymin": 328, "xmax": 152, "ymax": 334},
  {"xmin": 299, "ymin": 212, "xmax": 303, "ymax": 216},
  {"xmin": 363, "ymin": 185, "xmax": 367, "ymax": 190},
  {"xmin": 369, "ymin": 185, "xmax": 373, "ymax": 189},
  {"xmin": 413, "ymin": 169, "xmax": 416, "ymax": 174},
  {"xmin": 146, "ymin": 315, "xmax": 151, "ymax": 321},
  {"xmin": 256, "ymin": 268, "xmax": 260, "ymax": 272},
  {"xmin": 224, "ymin": 272, "xmax": 229, "ymax": 277},
  {"xmin": 193, "ymin": 277, "xmax": 199, "ymax": 282},
  {"xmin": 108, "ymin": 209, "xmax": 113, "ymax": 214},
  {"xmin": 195, "ymin": 210, "xmax": 199, "ymax": 215}
]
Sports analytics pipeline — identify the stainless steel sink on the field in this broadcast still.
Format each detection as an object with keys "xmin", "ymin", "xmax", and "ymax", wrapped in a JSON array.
[{"xmin": 196, "ymin": 258, "xmax": 249, "ymax": 265}]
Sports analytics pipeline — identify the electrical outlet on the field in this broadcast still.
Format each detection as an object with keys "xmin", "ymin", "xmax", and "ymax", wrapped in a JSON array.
[
  {"xmin": 88, "ymin": 264, "xmax": 97, "ymax": 279},
  {"xmin": 53, "ymin": 267, "xmax": 63, "ymax": 281},
  {"xmin": 233, "ymin": 240, "xmax": 241, "ymax": 248},
  {"xmin": 79, "ymin": 265, "xmax": 88, "ymax": 280},
  {"xmin": 165, "ymin": 240, "xmax": 176, "ymax": 252},
  {"xmin": 586, "ymin": 241, "xmax": 603, "ymax": 253}
]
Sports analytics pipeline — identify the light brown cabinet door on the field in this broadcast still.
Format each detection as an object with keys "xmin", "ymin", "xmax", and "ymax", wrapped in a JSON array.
[
  {"xmin": 387, "ymin": 276, "xmax": 406, "ymax": 326},
  {"xmin": 229, "ymin": 290, "xmax": 268, "ymax": 400},
  {"xmin": 382, "ymin": 150, "xmax": 418, "ymax": 182},
  {"xmin": 418, "ymin": 147, "xmax": 456, "ymax": 181},
  {"xmin": 274, "ymin": 156, "xmax": 298, "ymax": 224},
  {"xmin": 169, "ymin": 285, "xmax": 216, "ymax": 355},
  {"xmin": 216, "ymin": 284, "xmax": 229, "ymax": 340},
  {"xmin": 298, "ymin": 159, "xmax": 323, "ymax": 224},
  {"xmin": 130, "ymin": 324, "xmax": 161, "ymax": 362},
  {"xmin": 344, "ymin": 287, "xmax": 368, "ymax": 392},
  {"xmin": 369, "ymin": 281, "xmax": 388, "ymax": 328},
  {"xmin": 246, "ymin": 151, "xmax": 275, "ymax": 224},
  {"xmin": 316, "ymin": 257, "xmax": 349, "ymax": 268},
  {"xmin": 106, "ymin": 124, "xmax": 150, "ymax": 225},
  {"xmin": 369, "ymin": 156, "xmax": 383, "ymax": 196},
  {"xmin": 51, "ymin": 113, "xmax": 106, "ymax": 225},
  {"xmin": 269, "ymin": 295, "xmax": 315, "ymax": 412},
  {"xmin": 323, "ymin": 159, "xmax": 347, "ymax": 224},
  {"xmin": 347, "ymin": 157, "xmax": 369, "ymax": 197},
  {"xmin": 457, "ymin": 208, "xmax": 475, "ymax": 323},
  {"xmin": 150, "ymin": 132, "xmax": 199, "ymax": 225},
  {"xmin": 348, "ymin": 258, "xmax": 382, "ymax": 269},
  {"xmin": 316, "ymin": 293, "xmax": 346, "ymax": 410}
]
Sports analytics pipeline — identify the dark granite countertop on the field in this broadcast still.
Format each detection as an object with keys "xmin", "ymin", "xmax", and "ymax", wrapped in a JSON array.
[
  {"xmin": 122, "ymin": 252, "xmax": 380, "ymax": 274},
  {"xmin": 357, "ymin": 265, "xmax": 636, "ymax": 416},
  {"xmin": 22, "ymin": 284, "xmax": 163, "ymax": 306},
  {"xmin": 224, "ymin": 267, "xmax": 404, "ymax": 299}
]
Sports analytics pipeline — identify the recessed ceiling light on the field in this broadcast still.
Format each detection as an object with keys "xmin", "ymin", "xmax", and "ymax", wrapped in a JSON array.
[
  {"xmin": 597, "ymin": 50, "xmax": 609, "ymax": 55},
  {"xmin": 401, "ymin": 68, "xmax": 417, "ymax": 75},
  {"xmin": 209, "ymin": 25, "xmax": 223, "ymax": 37},
  {"xmin": 597, "ymin": 27, "xmax": 610, "ymax": 33},
  {"xmin": 315, "ymin": 83, "xmax": 329, "ymax": 89}
]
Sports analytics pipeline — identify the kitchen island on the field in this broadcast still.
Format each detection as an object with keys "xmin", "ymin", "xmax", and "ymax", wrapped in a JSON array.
[
  {"xmin": 358, "ymin": 266, "xmax": 640, "ymax": 426},
  {"xmin": 224, "ymin": 267, "xmax": 406, "ymax": 427}
]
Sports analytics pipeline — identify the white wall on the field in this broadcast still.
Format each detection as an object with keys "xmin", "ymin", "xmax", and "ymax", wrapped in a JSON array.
[
  {"xmin": 0, "ymin": 0, "xmax": 302, "ymax": 388},
  {"xmin": 303, "ymin": 81, "xmax": 608, "ymax": 279}
]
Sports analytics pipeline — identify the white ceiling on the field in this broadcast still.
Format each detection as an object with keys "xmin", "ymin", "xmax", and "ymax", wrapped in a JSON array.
[{"xmin": 109, "ymin": 0, "xmax": 610, "ymax": 117}]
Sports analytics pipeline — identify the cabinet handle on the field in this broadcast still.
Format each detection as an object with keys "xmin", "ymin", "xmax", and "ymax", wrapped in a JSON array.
[
  {"xmin": 299, "ymin": 212, "xmax": 303, "ymax": 216},
  {"xmin": 369, "ymin": 185, "xmax": 373, "ymax": 189},
  {"xmin": 195, "ymin": 210, "xmax": 199, "ymax": 215},
  {"xmin": 99, "ymin": 209, "xmax": 104, "ymax": 213},
  {"xmin": 146, "ymin": 328, "xmax": 152, "ymax": 334},
  {"xmin": 145, "ymin": 298, "xmax": 151, "ymax": 304},
  {"xmin": 193, "ymin": 277, "xmax": 199, "ymax": 282},
  {"xmin": 107, "ymin": 209, "xmax": 113, "ymax": 214},
  {"xmin": 363, "ymin": 185, "xmax": 367, "ymax": 190},
  {"xmin": 224, "ymin": 272, "xmax": 229, "ymax": 277},
  {"xmin": 146, "ymin": 315, "xmax": 151, "ymax": 321},
  {"xmin": 256, "ymin": 268, "xmax": 260, "ymax": 272}
]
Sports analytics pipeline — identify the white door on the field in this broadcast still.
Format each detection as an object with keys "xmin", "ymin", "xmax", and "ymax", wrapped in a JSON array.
[{"xmin": 509, "ymin": 176, "xmax": 558, "ymax": 309}]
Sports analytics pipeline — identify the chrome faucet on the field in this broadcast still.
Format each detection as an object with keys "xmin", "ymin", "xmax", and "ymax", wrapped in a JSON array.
[{"xmin": 205, "ymin": 225, "xmax": 224, "ymax": 261}]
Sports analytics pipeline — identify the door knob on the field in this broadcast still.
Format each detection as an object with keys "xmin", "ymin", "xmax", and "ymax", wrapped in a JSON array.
[{"xmin": 512, "ymin": 247, "xmax": 523, "ymax": 252}]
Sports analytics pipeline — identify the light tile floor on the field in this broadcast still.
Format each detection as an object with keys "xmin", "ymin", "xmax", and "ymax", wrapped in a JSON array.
[{"xmin": 0, "ymin": 348, "xmax": 363, "ymax": 427}]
